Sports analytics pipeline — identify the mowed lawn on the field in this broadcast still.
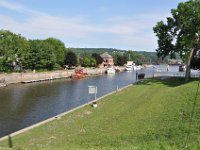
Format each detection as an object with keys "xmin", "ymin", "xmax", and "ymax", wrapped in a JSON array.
[{"xmin": 0, "ymin": 78, "xmax": 200, "ymax": 150}]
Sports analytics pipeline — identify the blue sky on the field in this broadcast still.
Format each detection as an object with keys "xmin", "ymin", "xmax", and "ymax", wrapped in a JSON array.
[{"xmin": 0, "ymin": 0, "xmax": 187, "ymax": 52}]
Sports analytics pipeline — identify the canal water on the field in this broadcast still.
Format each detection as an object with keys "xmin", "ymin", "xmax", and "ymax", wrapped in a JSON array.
[{"xmin": 0, "ymin": 65, "xmax": 199, "ymax": 137}]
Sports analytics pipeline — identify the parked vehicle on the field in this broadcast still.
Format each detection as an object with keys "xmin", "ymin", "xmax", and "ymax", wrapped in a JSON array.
[{"xmin": 179, "ymin": 65, "xmax": 186, "ymax": 72}]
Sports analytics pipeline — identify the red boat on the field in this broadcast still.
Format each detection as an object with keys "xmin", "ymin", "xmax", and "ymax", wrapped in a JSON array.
[{"xmin": 71, "ymin": 68, "xmax": 88, "ymax": 79}]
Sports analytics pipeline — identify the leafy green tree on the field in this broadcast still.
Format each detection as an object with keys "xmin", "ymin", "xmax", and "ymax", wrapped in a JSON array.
[
  {"xmin": 23, "ymin": 40, "xmax": 43, "ymax": 70},
  {"xmin": 64, "ymin": 51, "xmax": 77, "ymax": 68},
  {"xmin": 124, "ymin": 51, "xmax": 144, "ymax": 64},
  {"xmin": 0, "ymin": 29, "xmax": 29, "ymax": 72},
  {"xmin": 0, "ymin": 30, "xmax": 67, "ymax": 72},
  {"xmin": 91, "ymin": 53, "xmax": 103, "ymax": 66},
  {"xmin": 153, "ymin": 0, "xmax": 200, "ymax": 81},
  {"xmin": 44, "ymin": 38, "xmax": 66, "ymax": 67},
  {"xmin": 90, "ymin": 58, "xmax": 96, "ymax": 67},
  {"xmin": 112, "ymin": 52, "xmax": 127, "ymax": 66},
  {"xmin": 41, "ymin": 40, "xmax": 56, "ymax": 70},
  {"xmin": 80, "ymin": 52, "xmax": 96, "ymax": 67},
  {"xmin": 81, "ymin": 56, "xmax": 91, "ymax": 67},
  {"xmin": 25, "ymin": 39, "xmax": 56, "ymax": 71}
]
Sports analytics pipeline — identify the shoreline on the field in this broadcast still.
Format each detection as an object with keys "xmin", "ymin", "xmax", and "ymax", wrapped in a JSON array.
[
  {"xmin": 0, "ymin": 67, "xmax": 125, "ymax": 86},
  {"xmin": 0, "ymin": 82, "xmax": 131, "ymax": 141}
]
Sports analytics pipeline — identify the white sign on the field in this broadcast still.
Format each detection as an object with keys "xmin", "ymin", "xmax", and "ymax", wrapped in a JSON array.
[{"xmin": 88, "ymin": 86, "xmax": 97, "ymax": 94}]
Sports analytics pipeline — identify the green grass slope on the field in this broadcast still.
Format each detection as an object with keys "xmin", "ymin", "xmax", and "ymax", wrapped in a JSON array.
[{"xmin": 0, "ymin": 78, "xmax": 200, "ymax": 150}]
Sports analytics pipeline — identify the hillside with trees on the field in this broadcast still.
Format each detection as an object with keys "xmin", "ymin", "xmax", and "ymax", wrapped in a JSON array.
[
  {"xmin": 70, "ymin": 48, "xmax": 165, "ymax": 65},
  {"xmin": 0, "ymin": 29, "xmax": 168, "ymax": 73}
]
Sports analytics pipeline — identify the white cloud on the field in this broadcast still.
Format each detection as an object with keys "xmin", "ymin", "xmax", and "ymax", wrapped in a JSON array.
[
  {"xmin": 0, "ymin": 0, "xmax": 23, "ymax": 12},
  {"xmin": 112, "ymin": 33, "xmax": 157, "ymax": 51},
  {"xmin": 0, "ymin": 0, "xmax": 170, "ymax": 51},
  {"xmin": 0, "ymin": 0, "xmax": 46, "ymax": 16}
]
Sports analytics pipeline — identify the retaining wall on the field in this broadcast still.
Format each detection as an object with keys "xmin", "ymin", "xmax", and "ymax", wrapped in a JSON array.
[{"xmin": 0, "ymin": 68, "xmax": 110, "ymax": 84}]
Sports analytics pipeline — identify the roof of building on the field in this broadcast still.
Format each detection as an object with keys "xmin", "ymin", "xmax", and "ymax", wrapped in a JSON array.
[{"xmin": 100, "ymin": 52, "xmax": 113, "ymax": 58}]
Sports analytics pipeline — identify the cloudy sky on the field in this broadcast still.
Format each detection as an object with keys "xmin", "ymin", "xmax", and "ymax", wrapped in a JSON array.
[{"xmin": 0, "ymin": 0, "xmax": 186, "ymax": 51}]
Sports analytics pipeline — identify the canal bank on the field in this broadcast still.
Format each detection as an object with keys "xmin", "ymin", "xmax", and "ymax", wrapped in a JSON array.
[
  {"xmin": 1, "ymin": 78, "xmax": 199, "ymax": 149},
  {"xmin": 0, "ymin": 66, "xmax": 130, "ymax": 138},
  {"xmin": 1, "ymin": 65, "xmax": 198, "ymax": 138},
  {"xmin": 0, "ymin": 83, "xmax": 132, "ymax": 141},
  {"xmin": 0, "ymin": 68, "xmax": 111, "ymax": 85}
]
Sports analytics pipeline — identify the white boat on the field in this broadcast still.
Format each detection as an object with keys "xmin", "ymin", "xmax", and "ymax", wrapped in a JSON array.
[
  {"xmin": 125, "ymin": 65, "xmax": 133, "ymax": 71},
  {"xmin": 125, "ymin": 61, "xmax": 135, "ymax": 71},
  {"xmin": 135, "ymin": 65, "xmax": 143, "ymax": 70},
  {"xmin": 106, "ymin": 66, "xmax": 116, "ymax": 74}
]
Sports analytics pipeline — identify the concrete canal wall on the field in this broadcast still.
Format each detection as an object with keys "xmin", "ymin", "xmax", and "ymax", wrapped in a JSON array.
[
  {"xmin": 0, "ymin": 68, "xmax": 110, "ymax": 85},
  {"xmin": 0, "ymin": 83, "xmax": 131, "ymax": 141},
  {"xmin": 0, "ymin": 70, "xmax": 73, "ymax": 84}
]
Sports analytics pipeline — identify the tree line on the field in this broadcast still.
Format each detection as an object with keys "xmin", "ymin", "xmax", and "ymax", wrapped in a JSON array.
[
  {"xmin": 70, "ymin": 48, "xmax": 166, "ymax": 64},
  {"xmin": 0, "ymin": 30, "xmax": 67, "ymax": 72},
  {"xmin": 62, "ymin": 49, "xmax": 145, "ymax": 68},
  {"xmin": 0, "ymin": 29, "xmax": 147, "ymax": 72}
]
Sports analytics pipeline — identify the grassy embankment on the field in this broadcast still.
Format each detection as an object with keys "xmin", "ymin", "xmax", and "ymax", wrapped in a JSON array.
[{"xmin": 0, "ymin": 78, "xmax": 200, "ymax": 150}]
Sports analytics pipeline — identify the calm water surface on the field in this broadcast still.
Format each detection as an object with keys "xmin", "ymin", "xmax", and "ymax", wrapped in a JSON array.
[{"xmin": 0, "ymin": 65, "xmax": 199, "ymax": 137}]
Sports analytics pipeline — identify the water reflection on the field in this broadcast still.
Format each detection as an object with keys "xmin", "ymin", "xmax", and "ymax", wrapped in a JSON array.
[{"xmin": 0, "ymin": 66, "xmax": 199, "ymax": 137}]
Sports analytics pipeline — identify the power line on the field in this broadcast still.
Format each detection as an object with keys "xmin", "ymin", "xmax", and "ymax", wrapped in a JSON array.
[{"xmin": 184, "ymin": 79, "xmax": 200, "ymax": 149}]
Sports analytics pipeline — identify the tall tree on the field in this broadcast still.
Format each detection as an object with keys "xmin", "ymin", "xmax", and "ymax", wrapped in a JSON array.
[
  {"xmin": 64, "ymin": 51, "xmax": 77, "ymax": 68},
  {"xmin": 44, "ymin": 38, "xmax": 66, "ymax": 67},
  {"xmin": 112, "ymin": 52, "xmax": 126, "ymax": 66},
  {"xmin": 91, "ymin": 53, "xmax": 103, "ymax": 66},
  {"xmin": 80, "ymin": 52, "xmax": 96, "ymax": 67},
  {"xmin": 24, "ymin": 40, "xmax": 43, "ymax": 70},
  {"xmin": 0, "ymin": 30, "xmax": 29, "ymax": 72},
  {"xmin": 25, "ymin": 39, "xmax": 56, "ymax": 70},
  {"xmin": 0, "ymin": 30, "xmax": 67, "ymax": 71},
  {"xmin": 153, "ymin": 0, "xmax": 200, "ymax": 81},
  {"xmin": 41, "ymin": 40, "xmax": 56, "ymax": 70},
  {"xmin": 124, "ymin": 51, "xmax": 144, "ymax": 64}
]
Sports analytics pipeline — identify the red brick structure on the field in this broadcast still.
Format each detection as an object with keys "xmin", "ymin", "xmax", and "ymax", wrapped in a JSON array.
[{"xmin": 100, "ymin": 52, "xmax": 114, "ymax": 67}]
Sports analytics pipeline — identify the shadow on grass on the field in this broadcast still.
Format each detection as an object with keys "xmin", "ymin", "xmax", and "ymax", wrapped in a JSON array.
[{"xmin": 138, "ymin": 77, "xmax": 199, "ymax": 87}]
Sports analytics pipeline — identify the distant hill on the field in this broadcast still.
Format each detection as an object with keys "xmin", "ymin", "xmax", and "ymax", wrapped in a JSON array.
[
  {"xmin": 68, "ymin": 48, "xmax": 166, "ymax": 64},
  {"xmin": 69, "ymin": 48, "xmax": 158, "ymax": 57},
  {"xmin": 68, "ymin": 48, "xmax": 124, "ymax": 55}
]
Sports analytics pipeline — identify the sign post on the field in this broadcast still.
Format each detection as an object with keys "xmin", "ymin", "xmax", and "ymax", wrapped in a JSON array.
[{"xmin": 88, "ymin": 86, "xmax": 98, "ymax": 101}]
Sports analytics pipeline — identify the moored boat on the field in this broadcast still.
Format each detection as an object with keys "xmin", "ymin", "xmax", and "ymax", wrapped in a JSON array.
[{"xmin": 106, "ymin": 66, "xmax": 116, "ymax": 74}]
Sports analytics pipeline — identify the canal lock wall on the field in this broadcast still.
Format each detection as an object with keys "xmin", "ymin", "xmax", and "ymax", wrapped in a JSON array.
[
  {"xmin": 0, "ymin": 82, "xmax": 131, "ymax": 141},
  {"xmin": 0, "ymin": 68, "xmax": 112, "ymax": 85}
]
